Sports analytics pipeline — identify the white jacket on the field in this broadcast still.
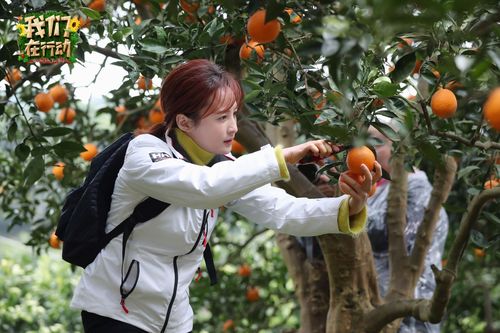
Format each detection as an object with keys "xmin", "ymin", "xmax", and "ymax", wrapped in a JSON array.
[{"xmin": 70, "ymin": 133, "xmax": 361, "ymax": 333}]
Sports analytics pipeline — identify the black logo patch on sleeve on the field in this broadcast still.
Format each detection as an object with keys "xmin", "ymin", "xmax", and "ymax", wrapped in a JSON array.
[{"xmin": 149, "ymin": 152, "xmax": 171, "ymax": 162}]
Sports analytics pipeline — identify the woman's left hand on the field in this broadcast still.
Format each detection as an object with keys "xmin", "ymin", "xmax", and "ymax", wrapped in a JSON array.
[
  {"xmin": 339, "ymin": 161, "xmax": 383, "ymax": 215},
  {"xmin": 283, "ymin": 140, "xmax": 340, "ymax": 165}
]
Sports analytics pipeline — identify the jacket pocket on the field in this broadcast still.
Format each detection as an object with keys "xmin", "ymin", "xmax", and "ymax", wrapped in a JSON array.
[{"xmin": 121, "ymin": 259, "xmax": 140, "ymax": 299}]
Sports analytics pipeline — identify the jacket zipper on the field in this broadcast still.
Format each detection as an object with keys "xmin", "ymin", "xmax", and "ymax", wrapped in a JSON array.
[{"xmin": 160, "ymin": 209, "xmax": 209, "ymax": 332}]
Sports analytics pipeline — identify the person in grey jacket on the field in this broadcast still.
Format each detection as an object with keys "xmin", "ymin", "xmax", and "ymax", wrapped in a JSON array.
[
  {"xmin": 367, "ymin": 126, "xmax": 448, "ymax": 333},
  {"xmin": 70, "ymin": 59, "xmax": 382, "ymax": 333}
]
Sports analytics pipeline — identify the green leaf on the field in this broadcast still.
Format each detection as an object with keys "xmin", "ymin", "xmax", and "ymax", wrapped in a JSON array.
[
  {"xmin": 117, "ymin": 54, "xmax": 139, "ymax": 71},
  {"xmin": 121, "ymin": 27, "xmax": 133, "ymax": 39},
  {"xmin": 80, "ymin": 7, "xmax": 101, "ymax": 20},
  {"xmin": 244, "ymin": 90, "xmax": 261, "ymax": 103},
  {"xmin": 7, "ymin": 119, "xmax": 17, "ymax": 141},
  {"xmin": 417, "ymin": 140, "xmax": 444, "ymax": 167},
  {"xmin": 389, "ymin": 52, "xmax": 416, "ymax": 83},
  {"xmin": 42, "ymin": 127, "xmax": 73, "ymax": 137},
  {"xmin": 112, "ymin": 31, "xmax": 123, "ymax": 42},
  {"xmin": 53, "ymin": 141, "xmax": 86, "ymax": 157},
  {"xmin": 0, "ymin": 40, "xmax": 18, "ymax": 62},
  {"xmin": 483, "ymin": 211, "xmax": 500, "ymax": 225},
  {"xmin": 470, "ymin": 230, "xmax": 489, "ymax": 248},
  {"xmin": 457, "ymin": 165, "xmax": 480, "ymax": 180},
  {"xmin": 139, "ymin": 39, "xmax": 169, "ymax": 54},
  {"xmin": 204, "ymin": 18, "xmax": 219, "ymax": 37},
  {"xmin": 371, "ymin": 121, "xmax": 400, "ymax": 141},
  {"xmin": 15, "ymin": 143, "xmax": 30, "ymax": 161},
  {"xmin": 24, "ymin": 156, "xmax": 44, "ymax": 187},
  {"xmin": 372, "ymin": 76, "xmax": 398, "ymax": 97}
]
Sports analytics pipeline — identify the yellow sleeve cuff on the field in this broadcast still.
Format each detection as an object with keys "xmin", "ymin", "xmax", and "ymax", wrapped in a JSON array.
[
  {"xmin": 337, "ymin": 198, "xmax": 367, "ymax": 236},
  {"xmin": 274, "ymin": 145, "xmax": 290, "ymax": 181}
]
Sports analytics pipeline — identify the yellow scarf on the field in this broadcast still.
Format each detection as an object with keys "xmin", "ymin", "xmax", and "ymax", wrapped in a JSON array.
[{"xmin": 174, "ymin": 128, "xmax": 215, "ymax": 165}]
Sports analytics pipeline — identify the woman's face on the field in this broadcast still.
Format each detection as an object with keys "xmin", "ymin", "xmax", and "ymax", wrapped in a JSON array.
[
  {"xmin": 368, "ymin": 127, "xmax": 392, "ymax": 173},
  {"xmin": 178, "ymin": 88, "xmax": 239, "ymax": 155}
]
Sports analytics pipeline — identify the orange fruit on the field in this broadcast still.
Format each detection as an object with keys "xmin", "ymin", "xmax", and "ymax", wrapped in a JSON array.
[
  {"xmin": 49, "ymin": 84, "xmax": 69, "ymax": 104},
  {"xmin": 372, "ymin": 98, "xmax": 384, "ymax": 108},
  {"xmin": 148, "ymin": 109, "xmax": 165, "ymax": 124},
  {"xmin": 79, "ymin": 16, "xmax": 91, "ymax": 28},
  {"xmin": 6, "ymin": 68, "xmax": 22, "ymax": 85},
  {"xmin": 80, "ymin": 143, "xmax": 98, "ymax": 161},
  {"xmin": 52, "ymin": 162, "xmax": 65, "ymax": 181},
  {"xmin": 483, "ymin": 87, "xmax": 500, "ymax": 131},
  {"xmin": 219, "ymin": 34, "xmax": 235, "ymax": 45},
  {"xmin": 57, "ymin": 107, "xmax": 76, "ymax": 124},
  {"xmin": 238, "ymin": 264, "xmax": 251, "ymax": 277},
  {"xmin": 207, "ymin": 5, "xmax": 215, "ymax": 15},
  {"xmin": 231, "ymin": 140, "xmax": 245, "ymax": 154},
  {"xmin": 473, "ymin": 248, "xmax": 486, "ymax": 259},
  {"xmin": 88, "ymin": 0, "xmax": 106, "ymax": 11},
  {"xmin": 430, "ymin": 88, "xmax": 457, "ymax": 119},
  {"xmin": 115, "ymin": 105, "xmax": 126, "ymax": 113},
  {"xmin": 284, "ymin": 8, "xmax": 301, "ymax": 24},
  {"xmin": 134, "ymin": 16, "xmax": 142, "ymax": 25},
  {"xmin": 483, "ymin": 178, "xmax": 499, "ymax": 189},
  {"xmin": 239, "ymin": 40, "xmax": 265, "ymax": 61},
  {"xmin": 223, "ymin": 319, "xmax": 235, "ymax": 331},
  {"xmin": 179, "ymin": 0, "xmax": 199, "ymax": 13},
  {"xmin": 137, "ymin": 76, "xmax": 153, "ymax": 90},
  {"xmin": 34, "ymin": 92, "xmax": 55, "ymax": 113},
  {"xmin": 246, "ymin": 286, "xmax": 260, "ymax": 302},
  {"xmin": 49, "ymin": 231, "xmax": 61, "ymax": 249},
  {"xmin": 247, "ymin": 9, "xmax": 281, "ymax": 43},
  {"xmin": 346, "ymin": 146, "xmax": 375, "ymax": 174}
]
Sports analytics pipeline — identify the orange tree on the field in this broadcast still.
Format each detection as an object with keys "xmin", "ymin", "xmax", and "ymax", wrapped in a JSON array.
[{"xmin": 1, "ymin": 0, "xmax": 499, "ymax": 332}]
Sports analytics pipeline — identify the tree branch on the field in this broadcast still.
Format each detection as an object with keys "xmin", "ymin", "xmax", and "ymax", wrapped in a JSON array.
[
  {"xmin": 433, "ymin": 130, "xmax": 500, "ymax": 150},
  {"xmin": 446, "ymin": 187, "xmax": 500, "ymax": 272},
  {"xmin": 410, "ymin": 156, "xmax": 457, "ymax": 279},
  {"xmin": 385, "ymin": 149, "xmax": 410, "ymax": 302}
]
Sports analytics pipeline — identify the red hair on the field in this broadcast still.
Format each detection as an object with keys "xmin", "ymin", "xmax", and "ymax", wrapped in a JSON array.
[{"xmin": 144, "ymin": 59, "xmax": 243, "ymax": 138}]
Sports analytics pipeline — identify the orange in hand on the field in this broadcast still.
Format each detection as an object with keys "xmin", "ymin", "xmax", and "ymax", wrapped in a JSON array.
[{"xmin": 346, "ymin": 146, "xmax": 375, "ymax": 174}]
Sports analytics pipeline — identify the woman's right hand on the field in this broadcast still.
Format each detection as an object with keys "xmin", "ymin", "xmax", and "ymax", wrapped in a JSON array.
[{"xmin": 283, "ymin": 140, "xmax": 340, "ymax": 165}]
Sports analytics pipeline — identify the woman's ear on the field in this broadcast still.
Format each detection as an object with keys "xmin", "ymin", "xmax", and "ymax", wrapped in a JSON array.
[{"xmin": 176, "ymin": 114, "xmax": 194, "ymax": 132}]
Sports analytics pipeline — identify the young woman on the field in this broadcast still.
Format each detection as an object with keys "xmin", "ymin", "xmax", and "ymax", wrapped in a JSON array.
[{"xmin": 71, "ymin": 59, "xmax": 382, "ymax": 333}]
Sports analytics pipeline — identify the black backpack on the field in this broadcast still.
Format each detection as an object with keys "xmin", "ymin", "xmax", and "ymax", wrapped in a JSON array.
[{"xmin": 55, "ymin": 132, "xmax": 217, "ymax": 284}]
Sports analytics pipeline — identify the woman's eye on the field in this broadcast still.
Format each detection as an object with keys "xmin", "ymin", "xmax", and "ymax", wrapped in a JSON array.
[{"xmin": 218, "ymin": 115, "xmax": 227, "ymax": 120}]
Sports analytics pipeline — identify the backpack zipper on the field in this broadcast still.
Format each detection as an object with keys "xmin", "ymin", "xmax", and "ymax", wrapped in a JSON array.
[{"xmin": 160, "ymin": 209, "xmax": 209, "ymax": 332}]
